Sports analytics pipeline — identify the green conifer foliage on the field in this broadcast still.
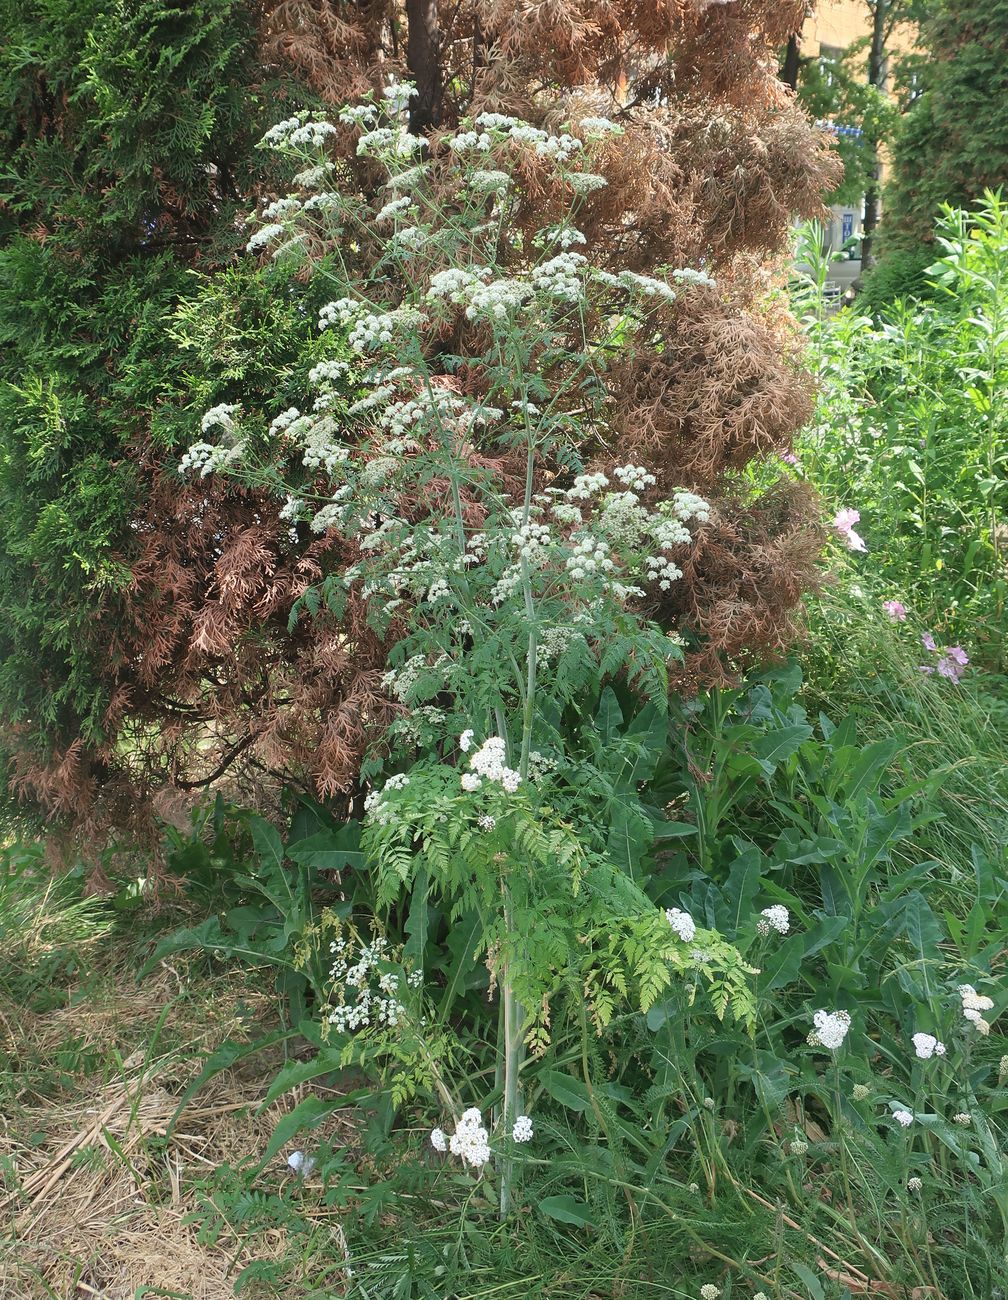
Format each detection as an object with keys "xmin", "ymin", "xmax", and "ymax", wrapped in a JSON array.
[
  {"xmin": 884, "ymin": 0, "xmax": 1008, "ymax": 246},
  {"xmin": 0, "ymin": 1, "xmax": 271, "ymax": 830}
]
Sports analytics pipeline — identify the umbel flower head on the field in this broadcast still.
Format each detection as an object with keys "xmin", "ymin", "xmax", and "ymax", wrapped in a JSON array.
[
  {"xmin": 808, "ymin": 1009, "xmax": 851, "ymax": 1050},
  {"xmin": 959, "ymin": 983, "xmax": 994, "ymax": 1034},
  {"xmin": 665, "ymin": 907, "xmax": 696, "ymax": 942},
  {"xmin": 911, "ymin": 1031, "xmax": 946, "ymax": 1060},
  {"xmin": 512, "ymin": 1115, "xmax": 534, "ymax": 1143},
  {"xmin": 756, "ymin": 904, "xmax": 789, "ymax": 936}
]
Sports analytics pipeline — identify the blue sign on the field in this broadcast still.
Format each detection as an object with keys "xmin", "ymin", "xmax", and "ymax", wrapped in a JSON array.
[{"xmin": 841, "ymin": 212, "xmax": 854, "ymax": 242}]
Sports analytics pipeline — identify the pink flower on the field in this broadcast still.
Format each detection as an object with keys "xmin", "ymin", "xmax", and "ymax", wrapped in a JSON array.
[
  {"xmin": 833, "ymin": 508, "xmax": 867, "ymax": 553},
  {"xmin": 936, "ymin": 646, "xmax": 969, "ymax": 681},
  {"xmin": 919, "ymin": 641, "xmax": 969, "ymax": 682},
  {"xmin": 882, "ymin": 600, "xmax": 907, "ymax": 622},
  {"xmin": 780, "ymin": 451, "xmax": 800, "ymax": 466}
]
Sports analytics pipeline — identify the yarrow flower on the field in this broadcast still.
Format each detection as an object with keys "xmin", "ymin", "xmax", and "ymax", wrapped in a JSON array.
[
  {"xmin": 959, "ymin": 984, "xmax": 994, "ymax": 1034},
  {"xmin": 447, "ymin": 1107, "xmax": 492, "ymax": 1169},
  {"xmin": 953, "ymin": 1112, "xmax": 972, "ymax": 1126},
  {"xmin": 907, "ymin": 1176, "xmax": 923, "ymax": 1192},
  {"xmin": 911, "ymin": 1032, "xmax": 946, "ymax": 1060},
  {"xmin": 756, "ymin": 905, "xmax": 790, "ymax": 936},
  {"xmin": 700, "ymin": 1286, "xmax": 721, "ymax": 1300},
  {"xmin": 512, "ymin": 1115, "xmax": 533, "ymax": 1143},
  {"xmin": 892, "ymin": 1108, "xmax": 914, "ymax": 1127},
  {"xmin": 430, "ymin": 1128, "xmax": 447, "ymax": 1153},
  {"xmin": 808, "ymin": 1009, "xmax": 851, "ymax": 1050},
  {"xmin": 665, "ymin": 907, "xmax": 697, "ymax": 943},
  {"xmin": 833, "ymin": 507, "xmax": 867, "ymax": 552},
  {"xmin": 882, "ymin": 599, "xmax": 907, "ymax": 621}
]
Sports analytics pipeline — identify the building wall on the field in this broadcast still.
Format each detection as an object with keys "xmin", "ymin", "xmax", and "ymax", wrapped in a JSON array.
[{"xmin": 799, "ymin": 2, "xmax": 918, "ymax": 73}]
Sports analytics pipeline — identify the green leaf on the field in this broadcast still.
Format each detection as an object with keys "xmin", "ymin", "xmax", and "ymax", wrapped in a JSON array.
[
  {"xmin": 538, "ymin": 1195, "xmax": 596, "ymax": 1229},
  {"xmin": 752, "ymin": 723, "xmax": 813, "ymax": 765},
  {"xmin": 250, "ymin": 816, "xmax": 284, "ymax": 876},
  {"xmin": 403, "ymin": 868, "xmax": 430, "ymax": 967},
  {"xmin": 537, "ymin": 1069, "xmax": 590, "ymax": 1113},
  {"xmin": 254, "ymin": 1093, "xmax": 338, "ymax": 1172},
  {"xmin": 596, "ymin": 686, "xmax": 623, "ymax": 746},
  {"xmin": 261, "ymin": 1053, "xmax": 373, "ymax": 1107},
  {"xmin": 286, "ymin": 826, "xmax": 364, "ymax": 873}
]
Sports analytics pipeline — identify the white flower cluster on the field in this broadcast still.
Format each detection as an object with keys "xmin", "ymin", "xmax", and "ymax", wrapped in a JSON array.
[
  {"xmin": 433, "ymin": 1107, "xmax": 492, "ymax": 1169},
  {"xmin": 536, "ymin": 624, "xmax": 581, "ymax": 666},
  {"xmin": 376, "ymin": 195, "xmax": 413, "ymax": 224},
  {"xmin": 756, "ymin": 905, "xmax": 790, "ymax": 936},
  {"xmin": 953, "ymin": 1111, "xmax": 972, "ymax": 1126},
  {"xmin": 613, "ymin": 464, "xmax": 656, "ymax": 492},
  {"xmin": 246, "ymin": 222, "xmax": 285, "ymax": 253},
  {"xmin": 544, "ymin": 223, "xmax": 587, "ymax": 249},
  {"xmin": 511, "ymin": 521, "xmax": 552, "ymax": 565},
  {"xmin": 566, "ymin": 472, "xmax": 609, "ymax": 500},
  {"xmin": 363, "ymin": 772, "xmax": 410, "ymax": 826},
  {"xmin": 512, "ymin": 1115, "xmax": 534, "ymax": 1143},
  {"xmin": 289, "ymin": 120, "xmax": 338, "ymax": 148},
  {"xmin": 529, "ymin": 252, "xmax": 586, "ymax": 302},
  {"xmin": 449, "ymin": 130, "xmax": 493, "ymax": 153},
  {"xmin": 666, "ymin": 907, "xmax": 697, "ymax": 942},
  {"xmin": 326, "ymin": 931, "xmax": 421, "ymax": 1034},
  {"xmin": 467, "ymin": 169, "xmax": 510, "ymax": 194},
  {"xmin": 568, "ymin": 172, "xmax": 608, "ymax": 194},
  {"xmin": 263, "ymin": 197, "xmax": 303, "ymax": 222},
  {"xmin": 565, "ymin": 535, "xmax": 613, "ymax": 581},
  {"xmin": 293, "ymin": 161, "xmax": 334, "ymax": 188},
  {"xmin": 892, "ymin": 1108, "xmax": 914, "ymax": 1128},
  {"xmin": 179, "ymin": 441, "xmax": 245, "ymax": 477},
  {"xmin": 318, "ymin": 297, "xmax": 427, "ymax": 354},
  {"xmin": 577, "ymin": 116, "xmax": 623, "ymax": 137},
  {"xmin": 200, "ymin": 403, "xmax": 239, "ymax": 434},
  {"xmin": 700, "ymin": 1285, "xmax": 722, "ymax": 1300},
  {"xmin": 308, "ymin": 359, "xmax": 349, "ymax": 389},
  {"xmin": 911, "ymin": 1031, "xmax": 946, "ymax": 1060},
  {"xmin": 466, "ymin": 277, "xmax": 533, "ymax": 320},
  {"xmin": 460, "ymin": 736, "xmax": 521, "ymax": 794},
  {"xmin": 959, "ymin": 983, "xmax": 994, "ymax": 1034},
  {"xmin": 808, "ymin": 1009, "xmax": 851, "ymax": 1050},
  {"xmin": 258, "ymin": 115, "xmax": 304, "ymax": 148},
  {"xmin": 357, "ymin": 126, "xmax": 421, "ymax": 160}
]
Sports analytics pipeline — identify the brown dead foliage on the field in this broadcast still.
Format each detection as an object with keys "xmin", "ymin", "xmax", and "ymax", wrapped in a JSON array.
[{"xmin": 10, "ymin": 1, "xmax": 841, "ymax": 852}]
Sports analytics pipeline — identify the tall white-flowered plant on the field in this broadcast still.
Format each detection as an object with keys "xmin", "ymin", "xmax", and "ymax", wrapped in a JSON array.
[{"xmin": 182, "ymin": 80, "xmax": 753, "ymax": 1213}]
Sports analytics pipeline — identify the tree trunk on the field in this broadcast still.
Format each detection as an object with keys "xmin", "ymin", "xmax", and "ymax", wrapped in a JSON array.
[
  {"xmin": 861, "ymin": 0, "xmax": 889, "ymax": 269},
  {"xmin": 406, "ymin": 0, "xmax": 442, "ymax": 133},
  {"xmin": 780, "ymin": 33, "xmax": 801, "ymax": 90}
]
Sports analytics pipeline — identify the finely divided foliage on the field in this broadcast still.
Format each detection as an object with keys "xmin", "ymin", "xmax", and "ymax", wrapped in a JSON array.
[{"xmin": 186, "ymin": 86, "xmax": 756, "ymax": 1199}]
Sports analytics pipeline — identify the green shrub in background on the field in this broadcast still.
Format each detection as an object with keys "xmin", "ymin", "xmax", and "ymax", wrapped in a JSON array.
[
  {"xmin": 855, "ymin": 244, "xmax": 938, "ymax": 317},
  {"xmin": 883, "ymin": 0, "xmax": 1008, "ymax": 250},
  {"xmin": 796, "ymin": 196, "xmax": 1008, "ymax": 669}
]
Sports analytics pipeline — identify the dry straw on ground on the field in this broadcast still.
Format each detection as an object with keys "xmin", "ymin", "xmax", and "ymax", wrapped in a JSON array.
[{"xmin": 0, "ymin": 968, "xmax": 355, "ymax": 1299}]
